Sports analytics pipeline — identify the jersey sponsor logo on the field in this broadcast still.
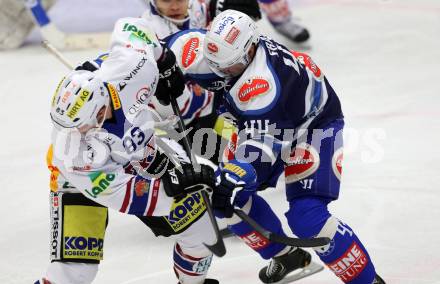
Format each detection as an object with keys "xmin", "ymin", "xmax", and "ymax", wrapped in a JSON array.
[
  {"xmin": 64, "ymin": 236, "xmax": 104, "ymax": 258},
  {"xmin": 332, "ymin": 147, "xmax": 343, "ymax": 181},
  {"xmin": 223, "ymin": 131, "xmax": 238, "ymax": 162},
  {"xmin": 165, "ymin": 192, "xmax": 206, "ymax": 232},
  {"xmin": 50, "ymin": 193, "xmax": 61, "ymax": 259},
  {"xmin": 72, "ymin": 165, "xmax": 92, "ymax": 172},
  {"xmin": 291, "ymin": 51, "xmax": 323, "ymax": 79},
  {"xmin": 117, "ymin": 57, "xmax": 149, "ymax": 93},
  {"xmin": 207, "ymin": 42, "xmax": 218, "ymax": 53},
  {"xmin": 85, "ymin": 172, "xmax": 116, "ymax": 198},
  {"xmin": 213, "ymin": 16, "xmax": 235, "ymax": 35},
  {"xmin": 240, "ymin": 231, "xmax": 270, "ymax": 249},
  {"xmin": 122, "ymin": 23, "xmax": 157, "ymax": 47},
  {"xmin": 129, "ymin": 86, "xmax": 152, "ymax": 114},
  {"xmin": 66, "ymin": 89, "xmax": 92, "ymax": 119},
  {"xmin": 284, "ymin": 143, "xmax": 320, "ymax": 184},
  {"xmin": 223, "ymin": 162, "xmax": 246, "ymax": 178},
  {"xmin": 135, "ymin": 179, "xmax": 149, "ymax": 197},
  {"xmin": 182, "ymin": 37, "xmax": 200, "ymax": 68},
  {"xmin": 106, "ymin": 83, "xmax": 121, "ymax": 110},
  {"xmin": 224, "ymin": 27, "xmax": 240, "ymax": 44},
  {"xmin": 237, "ymin": 77, "xmax": 270, "ymax": 103},
  {"xmin": 118, "ymin": 81, "xmax": 127, "ymax": 91},
  {"xmin": 327, "ymin": 242, "xmax": 369, "ymax": 282}
]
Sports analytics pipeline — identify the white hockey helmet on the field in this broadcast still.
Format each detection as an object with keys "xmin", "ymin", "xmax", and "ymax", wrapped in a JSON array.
[
  {"xmin": 50, "ymin": 70, "xmax": 110, "ymax": 130},
  {"xmin": 203, "ymin": 9, "xmax": 260, "ymax": 77}
]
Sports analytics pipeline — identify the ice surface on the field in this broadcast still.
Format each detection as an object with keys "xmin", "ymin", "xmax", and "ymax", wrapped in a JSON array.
[{"xmin": 1, "ymin": 0, "xmax": 439, "ymax": 283}]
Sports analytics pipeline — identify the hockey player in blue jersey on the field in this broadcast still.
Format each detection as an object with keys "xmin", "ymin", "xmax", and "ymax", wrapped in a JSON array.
[{"xmin": 167, "ymin": 10, "xmax": 385, "ymax": 283}]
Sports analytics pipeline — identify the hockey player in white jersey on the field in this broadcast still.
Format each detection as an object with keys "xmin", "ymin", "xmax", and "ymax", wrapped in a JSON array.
[{"xmin": 36, "ymin": 17, "xmax": 220, "ymax": 284}]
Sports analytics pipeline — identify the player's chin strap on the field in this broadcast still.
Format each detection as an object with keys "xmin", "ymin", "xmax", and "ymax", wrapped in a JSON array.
[{"xmin": 168, "ymin": 95, "xmax": 227, "ymax": 257}]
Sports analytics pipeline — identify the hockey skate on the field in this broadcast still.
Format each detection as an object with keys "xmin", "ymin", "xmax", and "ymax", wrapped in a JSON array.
[
  {"xmin": 273, "ymin": 19, "xmax": 310, "ymax": 44},
  {"xmin": 178, "ymin": 279, "xmax": 219, "ymax": 284},
  {"xmin": 259, "ymin": 248, "xmax": 323, "ymax": 283},
  {"xmin": 373, "ymin": 274, "xmax": 386, "ymax": 284}
]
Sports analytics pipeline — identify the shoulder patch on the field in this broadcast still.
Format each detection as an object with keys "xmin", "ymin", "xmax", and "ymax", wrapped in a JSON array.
[
  {"xmin": 238, "ymin": 77, "xmax": 270, "ymax": 103},
  {"xmin": 182, "ymin": 37, "xmax": 200, "ymax": 68}
]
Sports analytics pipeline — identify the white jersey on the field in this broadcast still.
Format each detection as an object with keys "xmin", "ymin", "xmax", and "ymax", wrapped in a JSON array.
[{"xmin": 48, "ymin": 17, "xmax": 178, "ymax": 216}]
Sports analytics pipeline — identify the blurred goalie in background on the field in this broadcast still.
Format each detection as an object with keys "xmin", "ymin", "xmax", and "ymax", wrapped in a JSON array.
[
  {"xmin": 0, "ymin": 0, "xmax": 56, "ymax": 49},
  {"xmin": 0, "ymin": 0, "xmax": 310, "ymax": 50}
]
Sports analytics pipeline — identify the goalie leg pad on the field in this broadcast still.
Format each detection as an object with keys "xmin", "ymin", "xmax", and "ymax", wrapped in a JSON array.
[
  {"xmin": 50, "ymin": 192, "xmax": 108, "ymax": 264},
  {"xmin": 0, "ymin": 0, "xmax": 56, "ymax": 49},
  {"xmin": 286, "ymin": 197, "xmax": 377, "ymax": 283}
]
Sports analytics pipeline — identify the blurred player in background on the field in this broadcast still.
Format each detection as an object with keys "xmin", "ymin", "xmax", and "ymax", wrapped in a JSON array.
[{"xmin": 0, "ymin": 0, "xmax": 309, "ymax": 50}]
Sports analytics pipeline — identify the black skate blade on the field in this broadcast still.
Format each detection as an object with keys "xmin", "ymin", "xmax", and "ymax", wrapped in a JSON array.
[{"xmin": 275, "ymin": 261, "xmax": 324, "ymax": 284}]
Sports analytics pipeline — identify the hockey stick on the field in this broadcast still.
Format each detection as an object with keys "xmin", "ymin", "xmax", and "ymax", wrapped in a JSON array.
[
  {"xmin": 25, "ymin": 0, "xmax": 110, "ymax": 50},
  {"xmin": 42, "ymin": 40, "xmax": 74, "ymax": 69},
  {"xmin": 168, "ymin": 96, "xmax": 329, "ymax": 249},
  {"xmin": 168, "ymin": 97, "xmax": 227, "ymax": 257},
  {"xmin": 234, "ymin": 209, "xmax": 330, "ymax": 247}
]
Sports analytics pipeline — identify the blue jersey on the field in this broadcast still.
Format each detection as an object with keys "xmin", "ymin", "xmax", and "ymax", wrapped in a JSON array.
[
  {"xmin": 167, "ymin": 30, "xmax": 344, "ymax": 197},
  {"xmin": 166, "ymin": 30, "xmax": 342, "ymax": 135}
]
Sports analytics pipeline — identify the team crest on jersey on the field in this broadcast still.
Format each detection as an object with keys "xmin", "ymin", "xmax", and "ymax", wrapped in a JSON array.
[
  {"xmin": 135, "ymin": 179, "xmax": 149, "ymax": 197},
  {"xmin": 182, "ymin": 37, "xmax": 200, "ymax": 68},
  {"xmin": 207, "ymin": 42, "xmax": 218, "ymax": 53},
  {"xmin": 284, "ymin": 143, "xmax": 320, "ymax": 183},
  {"xmin": 224, "ymin": 27, "xmax": 240, "ymax": 44},
  {"xmin": 238, "ymin": 77, "xmax": 270, "ymax": 103},
  {"xmin": 122, "ymin": 23, "xmax": 157, "ymax": 47},
  {"xmin": 332, "ymin": 147, "xmax": 343, "ymax": 181},
  {"xmin": 291, "ymin": 51, "xmax": 323, "ymax": 80}
]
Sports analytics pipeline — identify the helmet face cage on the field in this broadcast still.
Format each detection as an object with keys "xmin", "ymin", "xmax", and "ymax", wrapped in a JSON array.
[
  {"xmin": 50, "ymin": 71, "xmax": 109, "ymax": 131},
  {"xmin": 204, "ymin": 10, "xmax": 259, "ymax": 78}
]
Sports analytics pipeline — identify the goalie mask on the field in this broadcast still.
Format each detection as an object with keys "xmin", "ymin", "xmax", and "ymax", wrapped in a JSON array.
[
  {"xmin": 50, "ymin": 70, "xmax": 110, "ymax": 131},
  {"xmin": 203, "ymin": 10, "xmax": 260, "ymax": 78}
]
